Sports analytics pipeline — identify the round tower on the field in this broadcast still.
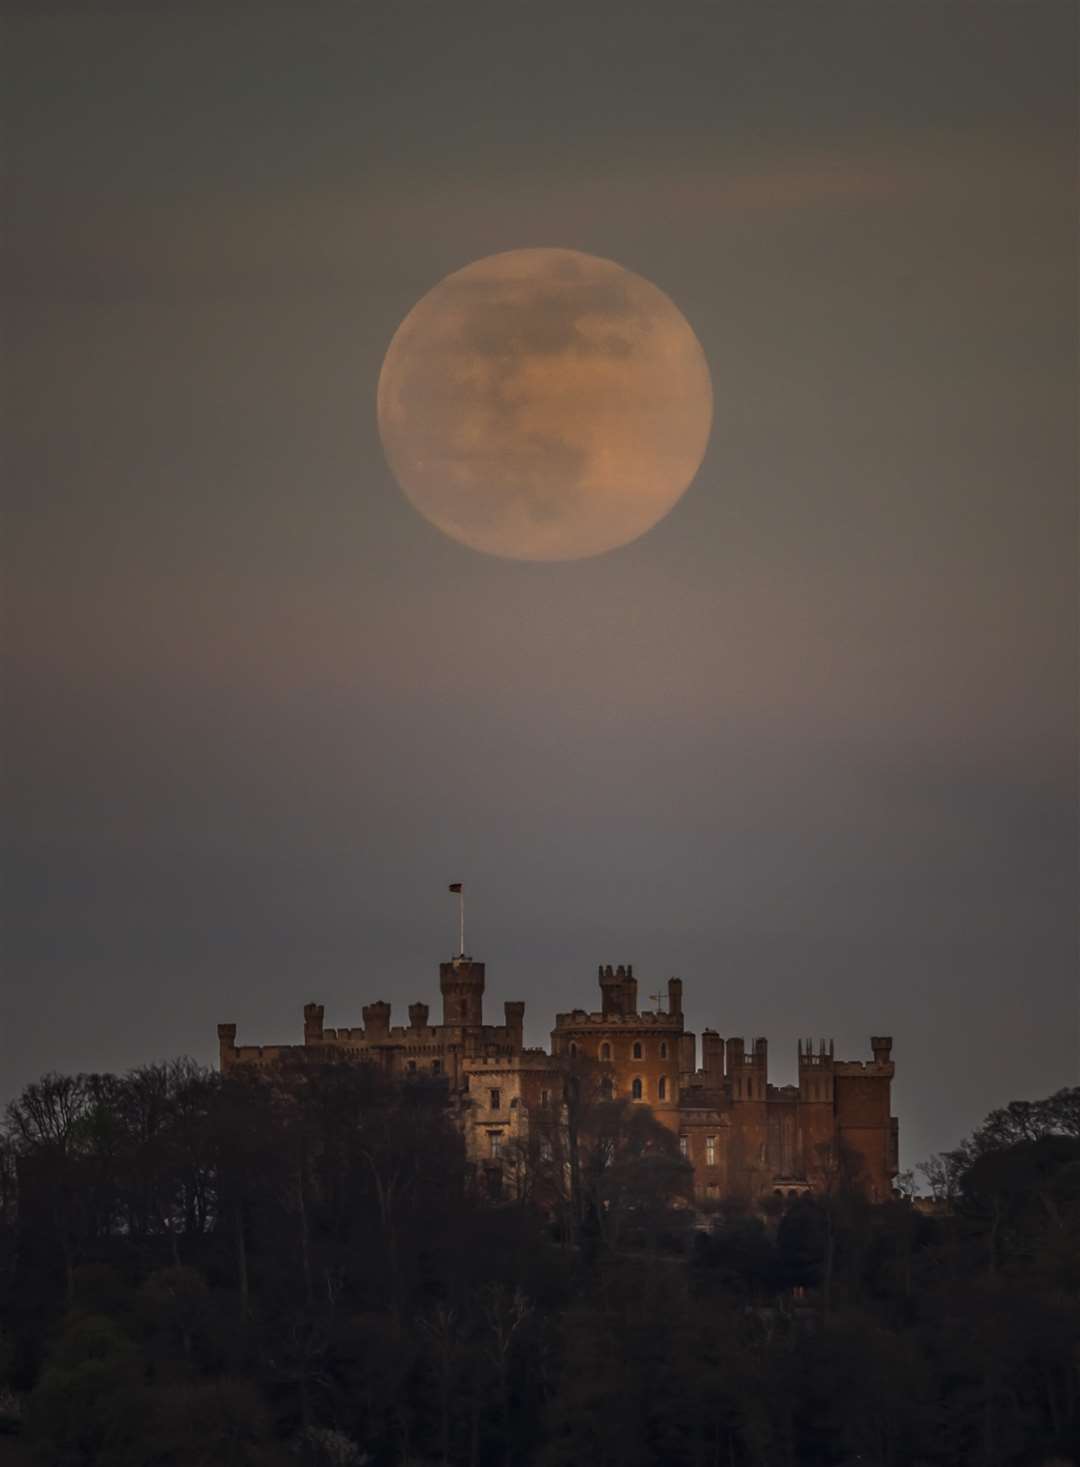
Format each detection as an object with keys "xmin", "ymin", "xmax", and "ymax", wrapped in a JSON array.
[{"xmin": 440, "ymin": 956, "xmax": 485, "ymax": 1028}]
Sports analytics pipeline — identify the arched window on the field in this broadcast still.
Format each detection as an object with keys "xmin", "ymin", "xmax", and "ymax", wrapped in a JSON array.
[
  {"xmin": 600, "ymin": 1077, "xmax": 614, "ymax": 1100},
  {"xmin": 659, "ymin": 1041, "xmax": 668, "ymax": 1059},
  {"xmin": 569, "ymin": 1042, "xmax": 578, "ymax": 1058},
  {"xmin": 599, "ymin": 1041, "xmax": 611, "ymax": 1060},
  {"xmin": 632, "ymin": 1041, "xmax": 643, "ymax": 1060},
  {"xmin": 658, "ymin": 1075, "xmax": 667, "ymax": 1101},
  {"xmin": 631, "ymin": 1077, "xmax": 643, "ymax": 1101}
]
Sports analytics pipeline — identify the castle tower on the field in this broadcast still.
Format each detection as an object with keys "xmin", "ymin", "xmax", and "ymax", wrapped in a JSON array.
[
  {"xmin": 441, "ymin": 956, "xmax": 485, "ymax": 1028},
  {"xmin": 504, "ymin": 1000, "xmax": 525, "ymax": 1051},
  {"xmin": 362, "ymin": 1001, "xmax": 392, "ymax": 1040},
  {"xmin": 303, "ymin": 1003, "xmax": 325, "ymax": 1045},
  {"xmin": 217, "ymin": 1023, "xmax": 237, "ymax": 1070},
  {"xmin": 598, "ymin": 963, "xmax": 638, "ymax": 1018}
]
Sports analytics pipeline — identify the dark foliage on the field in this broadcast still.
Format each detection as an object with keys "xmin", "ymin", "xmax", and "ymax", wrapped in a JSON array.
[{"xmin": 1, "ymin": 1064, "xmax": 1077, "ymax": 1466}]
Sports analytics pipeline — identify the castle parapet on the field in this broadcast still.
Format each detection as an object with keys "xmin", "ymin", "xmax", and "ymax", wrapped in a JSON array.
[
  {"xmin": 834, "ymin": 1059, "xmax": 895, "ymax": 1077},
  {"xmin": 553, "ymin": 1009, "xmax": 681, "ymax": 1028}
]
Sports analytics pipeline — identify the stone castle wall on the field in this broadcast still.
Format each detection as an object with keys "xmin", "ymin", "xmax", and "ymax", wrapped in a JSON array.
[{"xmin": 217, "ymin": 957, "xmax": 898, "ymax": 1204}]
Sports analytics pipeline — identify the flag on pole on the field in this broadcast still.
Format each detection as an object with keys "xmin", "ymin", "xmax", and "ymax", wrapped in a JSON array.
[{"xmin": 448, "ymin": 883, "xmax": 462, "ymax": 893}]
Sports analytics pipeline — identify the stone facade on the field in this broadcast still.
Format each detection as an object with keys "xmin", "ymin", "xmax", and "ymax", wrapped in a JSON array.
[{"xmin": 218, "ymin": 954, "xmax": 898, "ymax": 1204}]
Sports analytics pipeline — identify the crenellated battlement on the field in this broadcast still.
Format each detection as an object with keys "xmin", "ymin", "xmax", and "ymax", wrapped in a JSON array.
[
  {"xmin": 554, "ymin": 1009, "xmax": 682, "ymax": 1028},
  {"xmin": 726, "ymin": 1037, "xmax": 768, "ymax": 1068},
  {"xmin": 798, "ymin": 1038, "xmax": 835, "ymax": 1066},
  {"xmin": 834, "ymin": 1060, "xmax": 895, "ymax": 1077}
]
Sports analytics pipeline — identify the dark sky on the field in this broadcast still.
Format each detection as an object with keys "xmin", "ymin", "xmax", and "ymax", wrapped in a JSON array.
[{"xmin": 5, "ymin": 2, "xmax": 1077, "ymax": 1168}]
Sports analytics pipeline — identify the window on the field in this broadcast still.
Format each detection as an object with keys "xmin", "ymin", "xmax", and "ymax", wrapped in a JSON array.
[
  {"xmin": 600, "ymin": 1042, "xmax": 611, "ymax": 1061},
  {"xmin": 569, "ymin": 1042, "xmax": 578, "ymax": 1058},
  {"xmin": 489, "ymin": 1131, "xmax": 502, "ymax": 1159},
  {"xmin": 658, "ymin": 1075, "xmax": 667, "ymax": 1101},
  {"xmin": 540, "ymin": 1089, "xmax": 550, "ymax": 1107},
  {"xmin": 659, "ymin": 1041, "xmax": 668, "ymax": 1059},
  {"xmin": 431, "ymin": 1059, "xmax": 441, "ymax": 1074},
  {"xmin": 600, "ymin": 1077, "xmax": 614, "ymax": 1100},
  {"xmin": 490, "ymin": 1089, "xmax": 501, "ymax": 1110},
  {"xmin": 746, "ymin": 1079, "xmax": 752, "ymax": 1099},
  {"xmin": 705, "ymin": 1135, "xmax": 717, "ymax": 1167},
  {"xmin": 679, "ymin": 1135, "xmax": 689, "ymax": 1159},
  {"xmin": 540, "ymin": 1138, "xmax": 553, "ymax": 1163},
  {"xmin": 631, "ymin": 1077, "xmax": 643, "ymax": 1100},
  {"xmin": 406, "ymin": 1061, "xmax": 416, "ymax": 1074},
  {"xmin": 632, "ymin": 1041, "xmax": 643, "ymax": 1060}
]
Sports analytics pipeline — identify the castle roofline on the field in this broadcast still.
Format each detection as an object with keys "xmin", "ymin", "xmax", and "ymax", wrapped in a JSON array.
[{"xmin": 553, "ymin": 1009, "xmax": 682, "ymax": 1028}]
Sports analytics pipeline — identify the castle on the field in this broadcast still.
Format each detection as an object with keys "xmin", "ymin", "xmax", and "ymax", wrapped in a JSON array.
[{"xmin": 218, "ymin": 954, "xmax": 898, "ymax": 1204}]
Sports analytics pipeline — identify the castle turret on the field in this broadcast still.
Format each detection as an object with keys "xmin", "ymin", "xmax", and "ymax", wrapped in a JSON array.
[
  {"xmin": 217, "ymin": 1023, "xmax": 237, "ymax": 1070},
  {"xmin": 441, "ymin": 957, "xmax": 485, "ymax": 1027},
  {"xmin": 598, "ymin": 963, "xmax": 637, "ymax": 1018},
  {"xmin": 701, "ymin": 1029, "xmax": 724, "ymax": 1083},
  {"xmin": 871, "ymin": 1035, "xmax": 893, "ymax": 1066},
  {"xmin": 667, "ymin": 976, "xmax": 683, "ymax": 1017},
  {"xmin": 409, "ymin": 1002, "xmax": 430, "ymax": 1029},
  {"xmin": 727, "ymin": 1037, "xmax": 767, "ymax": 1100},
  {"xmin": 504, "ymin": 1000, "xmax": 525, "ymax": 1051},
  {"xmin": 303, "ymin": 1003, "xmax": 324, "ymax": 1044},
  {"xmin": 362, "ymin": 1001, "xmax": 391, "ymax": 1040}
]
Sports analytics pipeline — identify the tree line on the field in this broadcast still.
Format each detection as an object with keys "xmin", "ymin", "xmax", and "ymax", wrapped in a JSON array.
[{"xmin": 0, "ymin": 1058, "xmax": 1077, "ymax": 1467}]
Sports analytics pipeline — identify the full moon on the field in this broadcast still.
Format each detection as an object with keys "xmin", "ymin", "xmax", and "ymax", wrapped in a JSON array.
[{"xmin": 377, "ymin": 248, "xmax": 713, "ymax": 562}]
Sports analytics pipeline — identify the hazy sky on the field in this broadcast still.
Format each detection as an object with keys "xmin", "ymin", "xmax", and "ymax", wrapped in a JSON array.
[{"xmin": 5, "ymin": 2, "xmax": 1077, "ymax": 1168}]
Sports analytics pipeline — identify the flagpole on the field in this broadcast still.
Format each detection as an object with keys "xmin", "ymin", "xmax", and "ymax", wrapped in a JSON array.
[{"xmin": 449, "ymin": 883, "xmax": 465, "ymax": 958}]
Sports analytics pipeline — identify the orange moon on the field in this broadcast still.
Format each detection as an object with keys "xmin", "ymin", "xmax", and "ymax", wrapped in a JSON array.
[{"xmin": 377, "ymin": 248, "xmax": 713, "ymax": 562}]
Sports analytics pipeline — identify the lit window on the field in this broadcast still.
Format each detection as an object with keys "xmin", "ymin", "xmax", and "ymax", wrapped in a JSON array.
[
  {"xmin": 659, "ymin": 1041, "xmax": 668, "ymax": 1059},
  {"xmin": 490, "ymin": 1089, "xmax": 501, "ymax": 1110},
  {"xmin": 632, "ymin": 1042, "xmax": 643, "ymax": 1060},
  {"xmin": 658, "ymin": 1075, "xmax": 667, "ymax": 1101},
  {"xmin": 705, "ymin": 1136, "xmax": 717, "ymax": 1166},
  {"xmin": 631, "ymin": 1077, "xmax": 643, "ymax": 1100},
  {"xmin": 600, "ymin": 1042, "xmax": 611, "ymax": 1061},
  {"xmin": 489, "ymin": 1131, "xmax": 502, "ymax": 1159},
  {"xmin": 679, "ymin": 1135, "xmax": 689, "ymax": 1159}
]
